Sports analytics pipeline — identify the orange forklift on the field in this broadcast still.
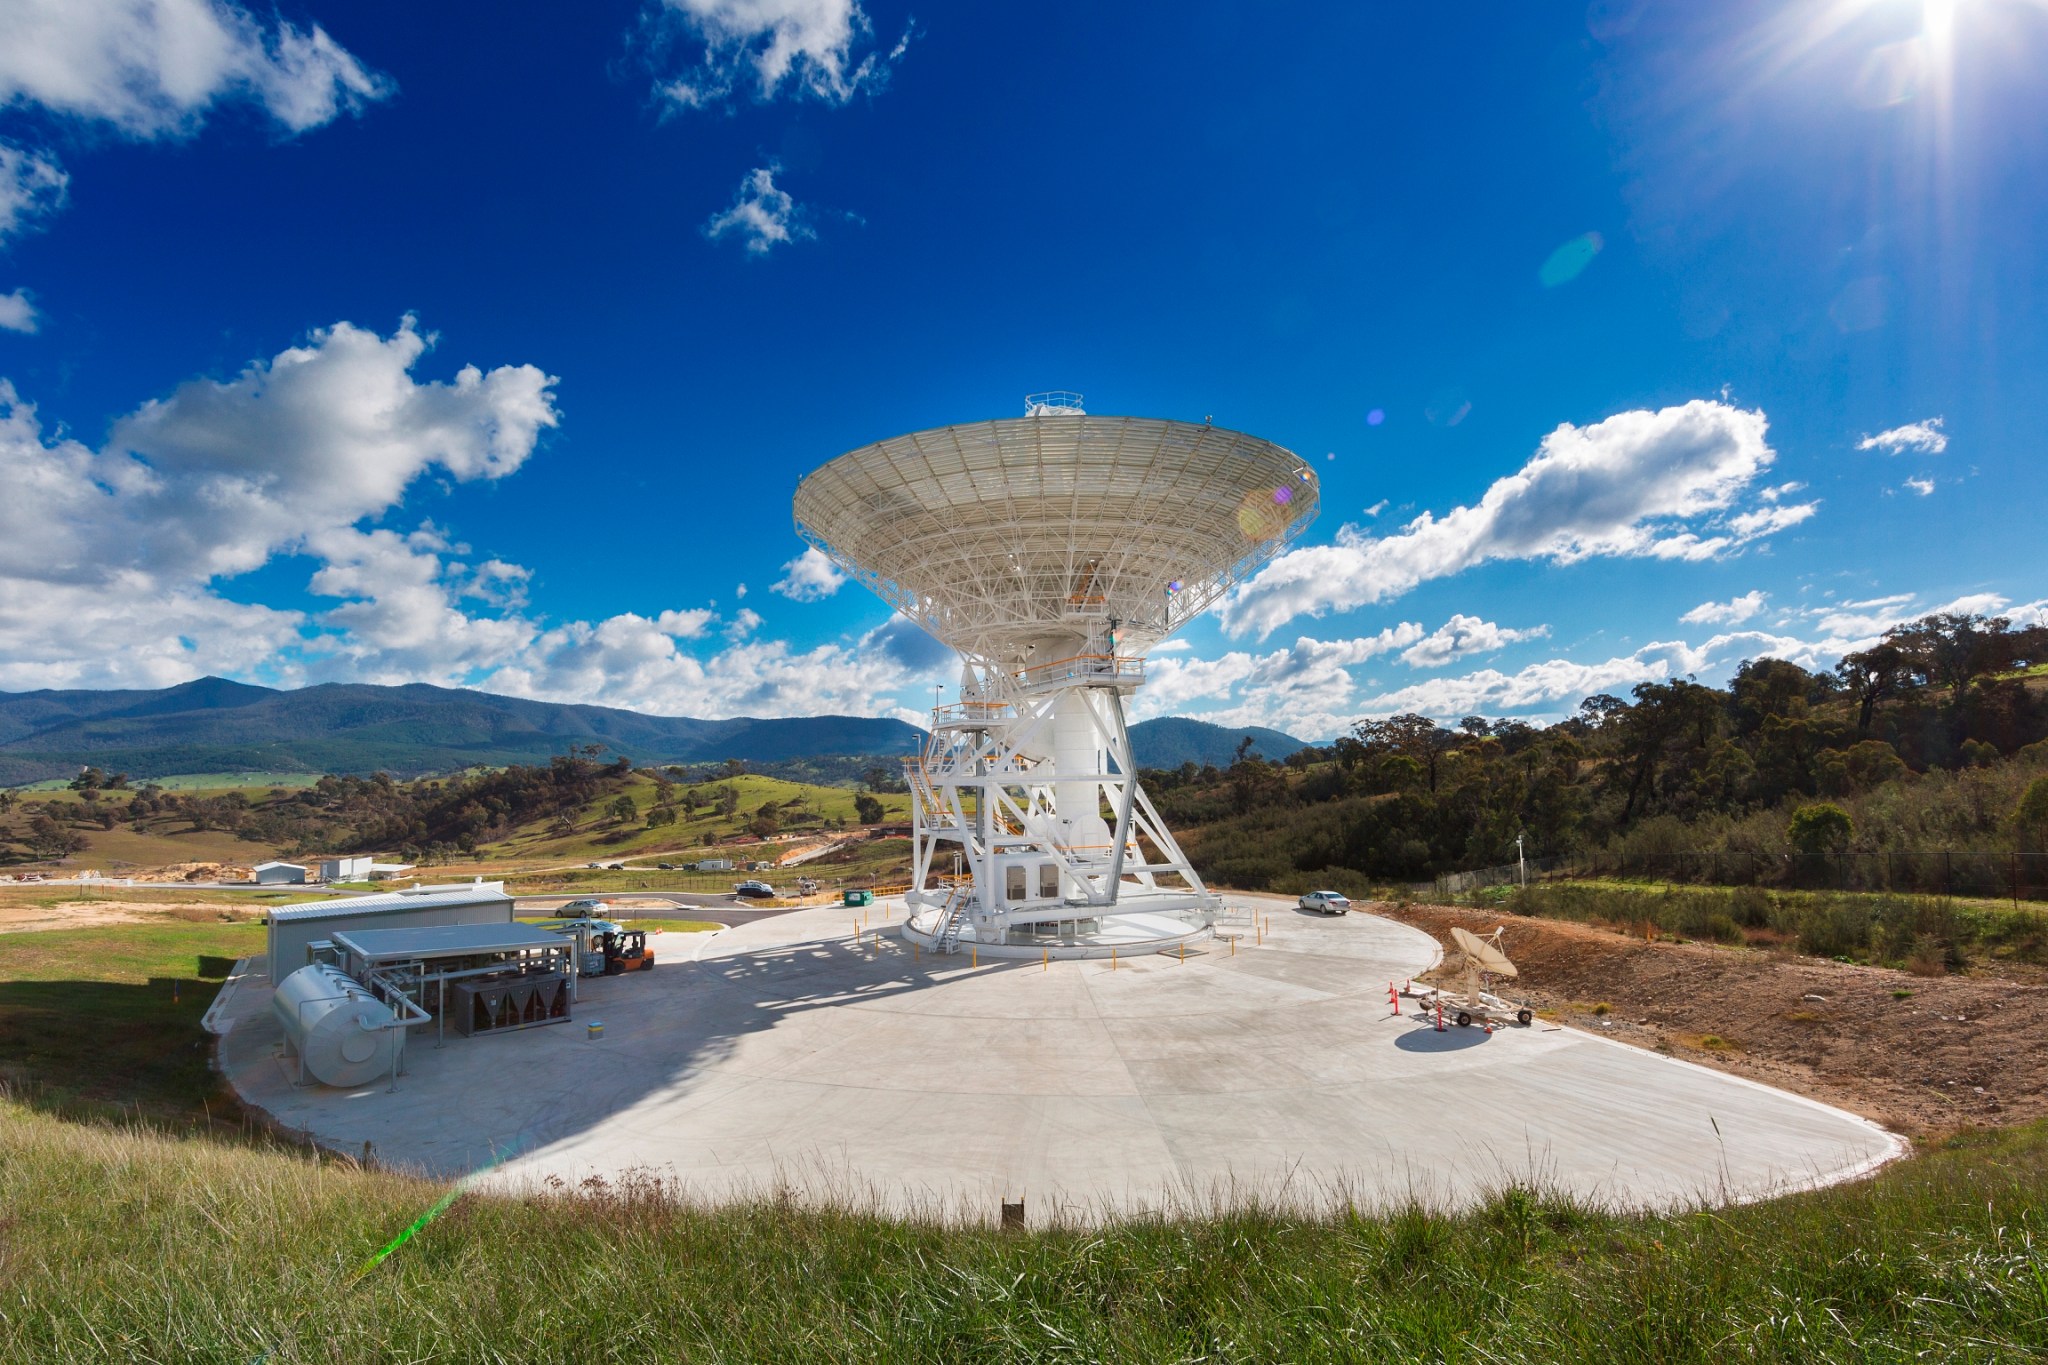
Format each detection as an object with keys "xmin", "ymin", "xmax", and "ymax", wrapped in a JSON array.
[{"xmin": 595, "ymin": 928, "xmax": 653, "ymax": 975}]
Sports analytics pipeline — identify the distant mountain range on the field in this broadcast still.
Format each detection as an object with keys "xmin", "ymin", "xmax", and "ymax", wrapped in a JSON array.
[
  {"xmin": 1124, "ymin": 716, "xmax": 1310, "ymax": 769},
  {"xmin": 0, "ymin": 678, "xmax": 1309, "ymax": 784}
]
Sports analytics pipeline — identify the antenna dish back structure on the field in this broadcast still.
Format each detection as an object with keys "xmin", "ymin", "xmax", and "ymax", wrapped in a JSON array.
[
  {"xmin": 1451, "ymin": 926, "xmax": 1518, "ymax": 978},
  {"xmin": 795, "ymin": 397, "xmax": 1318, "ymax": 957}
]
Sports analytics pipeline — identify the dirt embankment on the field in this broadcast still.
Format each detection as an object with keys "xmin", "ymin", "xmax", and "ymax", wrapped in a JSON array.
[{"xmin": 1379, "ymin": 901, "xmax": 2048, "ymax": 1138}]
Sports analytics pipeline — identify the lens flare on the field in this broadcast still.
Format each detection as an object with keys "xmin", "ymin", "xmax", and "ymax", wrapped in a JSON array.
[
  {"xmin": 1366, "ymin": 408, "xmax": 1385, "ymax": 426},
  {"xmin": 1538, "ymin": 231, "xmax": 1604, "ymax": 287},
  {"xmin": 1237, "ymin": 487, "xmax": 1292, "ymax": 540}
]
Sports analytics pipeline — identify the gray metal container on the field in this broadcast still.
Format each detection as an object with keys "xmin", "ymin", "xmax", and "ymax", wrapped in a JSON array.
[{"xmin": 271, "ymin": 963, "xmax": 400, "ymax": 1087}]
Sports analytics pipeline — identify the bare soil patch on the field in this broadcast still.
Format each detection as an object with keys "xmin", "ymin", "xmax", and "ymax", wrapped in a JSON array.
[
  {"xmin": 1379, "ymin": 900, "xmax": 2048, "ymax": 1138},
  {"xmin": 0, "ymin": 897, "xmax": 257, "ymax": 935}
]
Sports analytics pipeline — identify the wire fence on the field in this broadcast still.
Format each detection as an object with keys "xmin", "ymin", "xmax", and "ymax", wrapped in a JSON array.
[{"xmin": 1437, "ymin": 850, "xmax": 2048, "ymax": 903}]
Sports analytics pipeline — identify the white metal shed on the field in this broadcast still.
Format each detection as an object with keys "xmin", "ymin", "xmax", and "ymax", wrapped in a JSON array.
[{"xmin": 319, "ymin": 855, "xmax": 375, "ymax": 882}]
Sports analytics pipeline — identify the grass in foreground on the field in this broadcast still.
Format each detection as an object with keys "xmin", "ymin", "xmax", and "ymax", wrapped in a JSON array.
[{"xmin": 0, "ymin": 1103, "xmax": 2042, "ymax": 1362}]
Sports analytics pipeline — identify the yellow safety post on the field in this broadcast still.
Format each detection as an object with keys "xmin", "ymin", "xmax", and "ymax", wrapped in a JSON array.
[
  {"xmin": 914, "ymin": 942, "xmax": 920, "ymax": 963},
  {"xmin": 1111, "ymin": 948, "xmax": 1117, "ymax": 970},
  {"xmin": 972, "ymin": 946, "xmax": 978, "ymax": 968},
  {"xmin": 1231, "ymin": 936, "xmax": 1236, "ymax": 956},
  {"xmin": 1178, "ymin": 942, "xmax": 1184, "ymax": 963},
  {"xmin": 1042, "ymin": 949, "xmax": 1048, "ymax": 971}
]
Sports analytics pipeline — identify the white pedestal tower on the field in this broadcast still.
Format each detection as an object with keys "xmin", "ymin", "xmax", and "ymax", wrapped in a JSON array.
[{"xmin": 793, "ymin": 394, "xmax": 1318, "ymax": 957}]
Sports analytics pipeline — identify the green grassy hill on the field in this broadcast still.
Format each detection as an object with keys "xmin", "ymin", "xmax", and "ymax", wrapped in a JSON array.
[{"xmin": 474, "ymin": 771, "xmax": 910, "ymax": 864}]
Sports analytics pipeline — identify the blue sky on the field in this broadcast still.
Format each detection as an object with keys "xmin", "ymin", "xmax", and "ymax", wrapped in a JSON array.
[{"xmin": 0, "ymin": 0, "xmax": 2043, "ymax": 739}]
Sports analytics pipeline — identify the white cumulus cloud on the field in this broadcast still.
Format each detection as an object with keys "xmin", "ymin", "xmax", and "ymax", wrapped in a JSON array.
[
  {"xmin": 651, "ymin": 0, "xmax": 905, "ymax": 109},
  {"xmin": 1681, "ymin": 590, "xmax": 1767, "ymax": 625},
  {"xmin": 1904, "ymin": 477, "xmax": 1934, "ymax": 497},
  {"xmin": 0, "ymin": 319, "xmax": 558, "ymax": 688},
  {"xmin": 0, "ymin": 142, "xmax": 66, "ymax": 245},
  {"xmin": 1223, "ymin": 400, "xmax": 1812, "ymax": 638},
  {"xmin": 771, "ymin": 545, "xmax": 846, "ymax": 601},
  {"xmin": 704, "ymin": 165, "xmax": 812, "ymax": 255},
  {"xmin": 1398, "ymin": 614, "xmax": 1549, "ymax": 669},
  {"xmin": 0, "ymin": 0, "xmax": 391, "ymax": 138},
  {"xmin": 0, "ymin": 287, "xmax": 37, "ymax": 333},
  {"xmin": 1857, "ymin": 418, "xmax": 1946, "ymax": 455}
]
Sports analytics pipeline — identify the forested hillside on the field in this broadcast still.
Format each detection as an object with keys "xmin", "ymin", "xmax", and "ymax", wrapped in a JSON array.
[
  {"xmin": 1151, "ymin": 611, "xmax": 2048, "ymax": 892},
  {"xmin": 0, "ymin": 749, "xmax": 912, "ymax": 869},
  {"xmin": 0, "ymin": 678, "xmax": 922, "ymax": 783}
]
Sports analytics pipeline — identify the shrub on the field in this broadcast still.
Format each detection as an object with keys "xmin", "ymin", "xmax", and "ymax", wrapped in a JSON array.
[{"xmin": 1787, "ymin": 803, "xmax": 1854, "ymax": 855}]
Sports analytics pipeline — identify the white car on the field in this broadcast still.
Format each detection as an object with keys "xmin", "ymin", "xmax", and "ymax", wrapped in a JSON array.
[{"xmin": 1299, "ymin": 890, "xmax": 1351, "ymax": 915}]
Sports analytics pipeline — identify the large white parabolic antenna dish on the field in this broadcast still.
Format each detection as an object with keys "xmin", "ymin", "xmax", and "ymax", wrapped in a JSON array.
[
  {"xmin": 794, "ymin": 415, "xmax": 1318, "ymax": 661},
  {"xmin": 793, "ymin": 404, "xmax": 1319, "ymax": 958}
]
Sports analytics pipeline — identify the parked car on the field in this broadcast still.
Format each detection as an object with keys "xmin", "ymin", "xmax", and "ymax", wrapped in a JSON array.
[
  {"xmin": 1298, "ymin": 890, "xmax": 1351, "ymax": 915},
  {"xmin": 733, "ymin": 880, "xmax": 776, "ymax": 899},
  {"xmin": 656, "ymin": 862, "xmax": 676, "ymax": 870}
]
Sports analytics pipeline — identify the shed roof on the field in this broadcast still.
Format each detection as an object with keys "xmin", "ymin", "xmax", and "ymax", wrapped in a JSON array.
[
  {"xmin": 268, "ymin": 884, "xmax": 510, "ymax": 923},
  {"xmin": 331, "ymin": 922, "xmax": 566, "ymax": 961}
]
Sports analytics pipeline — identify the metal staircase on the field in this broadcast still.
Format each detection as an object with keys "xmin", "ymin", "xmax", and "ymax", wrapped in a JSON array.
[{"xmin": 934, "ymin": 884, "xmax": 971, "ymax": 954}]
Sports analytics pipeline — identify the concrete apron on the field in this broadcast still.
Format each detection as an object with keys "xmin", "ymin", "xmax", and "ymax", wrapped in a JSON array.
[{"xmin": 213, "ymin": 895, "xmax": 1904, "ymax": 1227}]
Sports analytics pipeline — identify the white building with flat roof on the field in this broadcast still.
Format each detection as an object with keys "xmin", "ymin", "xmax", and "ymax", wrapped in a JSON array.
[{"xmin": 319, "ymin": 855, "xmax": 374, "ymax": 882}]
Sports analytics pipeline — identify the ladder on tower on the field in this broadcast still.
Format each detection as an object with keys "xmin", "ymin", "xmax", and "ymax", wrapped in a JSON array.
[{"xmin": 934, "ymin": 884, "xmax": 971, "ymax": 955}]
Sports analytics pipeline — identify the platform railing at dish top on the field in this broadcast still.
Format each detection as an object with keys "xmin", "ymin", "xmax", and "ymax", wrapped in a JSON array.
[{"xmin": 1013, "ymin": 654, "xmax": 1146, "ymax": 690}]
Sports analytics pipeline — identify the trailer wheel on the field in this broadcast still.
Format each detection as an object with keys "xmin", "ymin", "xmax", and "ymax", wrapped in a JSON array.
[
  {"xmin": 1455, "ymin": 1011, "xmax": 1472, "ymax": 1028},
  {"xmin": 1517, "ymin": 1008, "xmax": 1533, "ymax": 1026}
]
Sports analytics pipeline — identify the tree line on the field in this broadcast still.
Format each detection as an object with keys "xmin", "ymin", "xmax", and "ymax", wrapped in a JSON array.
[{"xmin": 1147, "ymin": 611, "xmax": 2048, "ymax": 891}]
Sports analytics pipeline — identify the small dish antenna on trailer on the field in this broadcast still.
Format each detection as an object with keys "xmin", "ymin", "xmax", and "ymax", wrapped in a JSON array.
[{"xmin": 1451, "ymin": 926, "xmax": 1518, "ymax": 978}]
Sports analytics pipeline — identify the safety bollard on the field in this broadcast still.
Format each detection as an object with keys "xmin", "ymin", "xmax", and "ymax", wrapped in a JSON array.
[
  {"xmin": 1388, "ymin": 982, "xmax": 1400, "ymax": 1015},
  {"xmin": 1230, "ymin": 936, "xmax": 1236, "ymax": 956},
  {"xmin": 972, "ymin": 947, "xmax": 977, "ymax": 969},
  {"xmin": 1178, "ymin": 942, "xmax": 1184, "ymax": 963},
  {"xmin": 1111, "ymin": 948, "xmax": 1117, "ymax": 970},
  {"xmin": 913, "ymin": 942, "xmax": 919, "ymax": 963},
  {"xmin": 1042, "ymin": 949, "xmax": 1048, "ymax": 971},
  {"xmin": 1435, "ymin": 1001, "xmax": 1445, "ymax": 1033}
]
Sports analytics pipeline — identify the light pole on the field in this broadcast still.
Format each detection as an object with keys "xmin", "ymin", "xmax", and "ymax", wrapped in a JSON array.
[{"xmin": 1516, "ymin": 833, "xmax": 1527, "ymax": 888}]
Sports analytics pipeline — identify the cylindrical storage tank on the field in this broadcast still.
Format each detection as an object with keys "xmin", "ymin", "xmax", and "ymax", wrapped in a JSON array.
[
  {"xmin": 1052, "ymin": 689, "xmax": 1111, "ymax": 851},
  {"xmin": 271, "ymin": 964, "xmax": 400, "ymax": 1088}
]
